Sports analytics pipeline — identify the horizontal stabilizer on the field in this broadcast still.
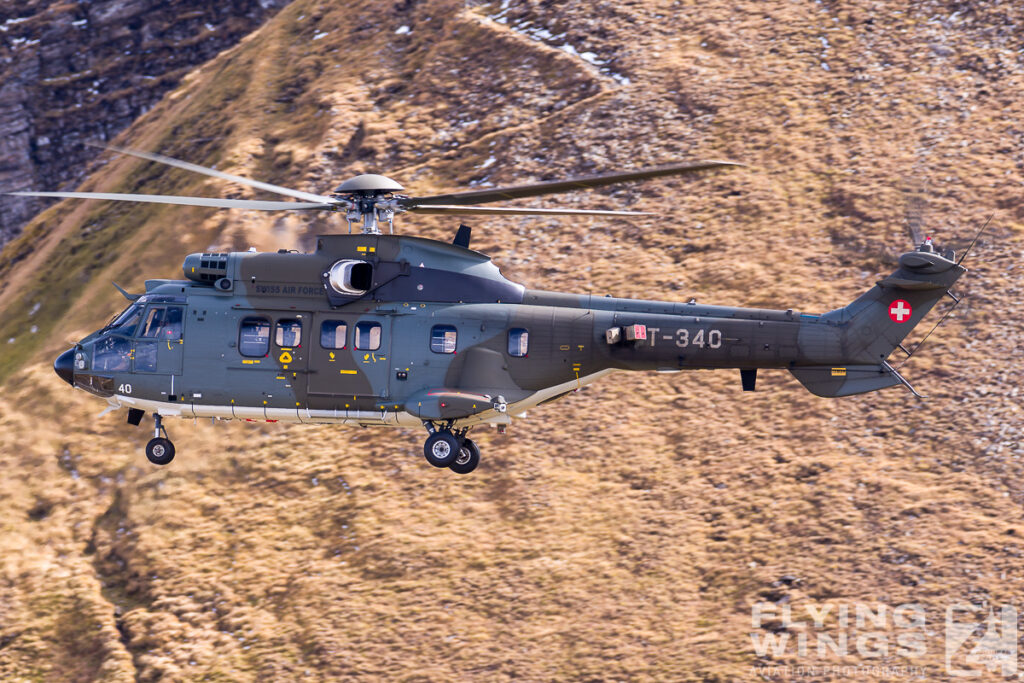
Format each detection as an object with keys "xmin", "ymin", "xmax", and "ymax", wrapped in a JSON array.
[
  {"xmin": 876, "ymin": 275, "xmax": 946, "ymax": 290},
  {"xmin": 789, "ymin": 365, "xmax": 901, "ymax": 398}
]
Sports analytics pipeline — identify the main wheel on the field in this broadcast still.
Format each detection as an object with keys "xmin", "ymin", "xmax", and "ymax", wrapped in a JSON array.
[
  {"xmin": 145, "ymin": 437, "xmax": 175, "ymax": 466},
  {"xmin": 449, "ymin": 438, "xmax": 481, "ymax": 475},
  {"xmin": 423, "ymin": 431, "xmax": 460, "ymax": 468}
]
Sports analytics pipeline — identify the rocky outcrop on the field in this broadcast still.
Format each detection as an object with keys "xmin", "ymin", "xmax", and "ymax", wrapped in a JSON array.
[{"xmin": 0, "ymin": 0, "xmax": 289, "ymax": 246}]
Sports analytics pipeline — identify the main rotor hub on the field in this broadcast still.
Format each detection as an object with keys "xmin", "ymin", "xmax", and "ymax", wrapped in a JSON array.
[
  {"xmin": 332, "ymin": 174, "xmax": 406, "ymax": 235},
  {"xmin": 333, "ymin": 174, "xmax": 404, "ymax": 194}
]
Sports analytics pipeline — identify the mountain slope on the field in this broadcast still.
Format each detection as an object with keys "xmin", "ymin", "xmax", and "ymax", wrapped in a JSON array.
[
  {"xmin": 0, "ymin": 0, "xmax": 1022, "ymax": 680},
  {"xmin": 0, "ymin": 0, "xmax": 290, "ymax": 246}
]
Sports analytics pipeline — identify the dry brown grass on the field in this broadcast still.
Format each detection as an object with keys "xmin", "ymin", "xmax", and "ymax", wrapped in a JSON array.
[{"xmin": 0, "ymin": 0, "xmax": 1022, "ymax": 680}]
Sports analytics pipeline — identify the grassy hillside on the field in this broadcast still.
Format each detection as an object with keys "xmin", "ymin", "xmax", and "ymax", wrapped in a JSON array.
[{"xmin": 0, "ymin": 0, "xmax": 1022, "ymax": 680}]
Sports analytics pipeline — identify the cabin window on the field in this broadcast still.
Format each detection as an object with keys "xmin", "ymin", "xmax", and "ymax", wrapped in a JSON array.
[
  {"xmin": 355, "ymin": 322, "xmax": 381, "ymax": 351},
  {"xmin": 239, "ymin": 317, "xmax": 271, "ymax": 357},
  {"xmin": 508, "ymin": 328, "xmax": 529, "ymax": 357},
  {"xmin": 320, "ymin": 321, "xmax": 347, "ymax": 349},
  {"xmin": 430, "ymin": 325, "xmax": 457, "ymax": 354},
  {"xmin": 276, "ymin": 319, "xmax": 302, "ymax": 347},
  {"xmin": 139, "ymin": 305, "xmax": 183, "ymax": 340}
]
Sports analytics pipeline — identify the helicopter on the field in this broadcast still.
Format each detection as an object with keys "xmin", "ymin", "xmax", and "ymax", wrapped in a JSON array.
[{"xmin": 10, "ymin": 145, "xmax": 968, "ymax": 474}]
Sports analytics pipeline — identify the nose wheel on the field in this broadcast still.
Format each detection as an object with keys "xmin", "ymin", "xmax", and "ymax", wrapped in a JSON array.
[
  {"xmin": 422, "ymin": 423, "xmax": 481, "ymax": 474},
  {"xmin": 145, "ymin": 414, "xmax": 175, "ymax": 465}
]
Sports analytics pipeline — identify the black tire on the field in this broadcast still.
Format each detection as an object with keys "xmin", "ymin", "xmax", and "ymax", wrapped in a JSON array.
[
  {"xmin": 449, "ymin": 438, "xmax": 481, "ymax": 475},
  {"xmin": 145, "ymin": 437, "xmax": 175, "ymax": 466},
  {"xmin": 423, "ymin": 431, "xmax": 459, "ymax": 468}
]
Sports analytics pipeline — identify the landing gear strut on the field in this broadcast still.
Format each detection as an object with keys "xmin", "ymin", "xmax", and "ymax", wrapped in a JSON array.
[
  {"xmin": 145, "ymin": 414, "xmax": 175, "ymax": 466},
  {"xmin": 422, "ymin": 422, "xmax": 481, "ymax": 474}
]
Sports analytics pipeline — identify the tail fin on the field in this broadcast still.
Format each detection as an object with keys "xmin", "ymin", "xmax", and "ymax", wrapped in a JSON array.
[{"xmin": 790, "ymin": 244, "xmax": 966, "ymax": 397}]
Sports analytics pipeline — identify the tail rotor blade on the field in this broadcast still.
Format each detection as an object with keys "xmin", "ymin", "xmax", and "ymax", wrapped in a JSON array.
[{"xmin": 902, "ymin": 181, "xmax": 926, "ymax": 246}]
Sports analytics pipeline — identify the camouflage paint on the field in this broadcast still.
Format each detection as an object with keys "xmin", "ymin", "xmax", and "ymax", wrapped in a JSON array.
[{"xmin": 62, "ymin": 234, "xmax": 966, "ymax": 432}]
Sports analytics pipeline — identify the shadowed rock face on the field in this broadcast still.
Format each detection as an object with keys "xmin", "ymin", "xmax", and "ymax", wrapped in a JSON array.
[{"xmin": 0, "ymin": 0, "xmax": 290, "ymax": 246}]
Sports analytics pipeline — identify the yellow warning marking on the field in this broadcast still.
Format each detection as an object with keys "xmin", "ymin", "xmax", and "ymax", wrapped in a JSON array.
[
  {"xmin": 339, "ymin": 369, "xmax": 357, "ymax": 375},
  {"xmin": 369, "ymin": 247, "xmax": 376, "ymax": 253},
  {"xmin": 329, "ymin": 352, "xmax": 336, "ymax": 361},
  {"xmin": 283, "ymin": 365, "xmax": 289, "ymax": 370},
  {"xmin": 279, "ymin": 351, "xmax": 293, "ymax": 364},
  {"xmin": 276, "ymin": 376, "xmax": 286, "ymax": 380},
  {"xmin": 242, "ymin": 359, "xmax": 260, "ymax": 365},
  {"xmin": 577, "ymin": 344, "xmax": 585, "ymax": 351},
  {"xmin": 559, "ymin": 345, "xmax": 570, "ymax": 351},
  {"xmin": 357, "ymin": 246, "xmax": 368, "ymax": 252},
  {"xmin": 831, "ymin": 367, "xmax": 847, "ymax": 376}
]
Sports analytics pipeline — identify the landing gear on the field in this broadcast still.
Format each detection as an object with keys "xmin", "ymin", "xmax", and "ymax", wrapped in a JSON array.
[
  {"xmin": 422, "ymin": 422, "xmax": 481, "ymax": 473},
  {"xmin": 423, "ymin": 430, "xmax": 460, "ymax": 468},
  {"xmin": 450, "ymin": 439, "xmax": 480, "ymax": 475},
  {"xmin": 145, "ymin": 414, "xmax": 175, "ymax": 465}
]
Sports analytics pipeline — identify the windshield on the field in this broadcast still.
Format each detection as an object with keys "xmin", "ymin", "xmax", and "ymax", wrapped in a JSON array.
[{"xmin": 101, "ymin": 303, "xmax": 143, "ymax": 336}]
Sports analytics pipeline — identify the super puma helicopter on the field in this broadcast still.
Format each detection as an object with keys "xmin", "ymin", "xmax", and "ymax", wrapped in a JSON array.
[{"xmin": 13, "ymin": 145, "xmax": 968, "ymax": 474}]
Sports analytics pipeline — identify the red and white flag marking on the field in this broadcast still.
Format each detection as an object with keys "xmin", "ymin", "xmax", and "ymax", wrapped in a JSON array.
[{"xmin": 888, "ymin": 299, "xmax": 912, "ymax": 323}]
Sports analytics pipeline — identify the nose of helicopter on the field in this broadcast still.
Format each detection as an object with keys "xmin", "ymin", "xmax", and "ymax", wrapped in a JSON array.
[{"xmin": 54, "ymin": 347, "xmax": 75, "ymax": 386}]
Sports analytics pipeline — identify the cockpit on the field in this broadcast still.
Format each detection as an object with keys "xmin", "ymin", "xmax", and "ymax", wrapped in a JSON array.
[{"xmin": 56, "ymin": 295, "xmax": 187, "ymax": 393}]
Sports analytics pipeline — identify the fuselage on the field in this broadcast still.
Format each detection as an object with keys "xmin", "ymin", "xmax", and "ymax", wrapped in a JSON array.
[{"xmin": 59, "ymin": 234, "xmax": 861, "ymax": 430}]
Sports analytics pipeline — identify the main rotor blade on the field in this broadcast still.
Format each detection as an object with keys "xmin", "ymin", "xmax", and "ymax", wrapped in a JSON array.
[
  {"xmin": 407, "ymin": 204, "xmax": 650, "ymax": 217},
  {"xmin": 402, "ymin": 160, "xmax": 743, "ymax": 207},
  {"xmin": 8, "ymin": 191, "xmax": 333, "ymax": 211},
  {"xmin": 90, "ymin": 143, "xmax": 337, "ymax": 204}
]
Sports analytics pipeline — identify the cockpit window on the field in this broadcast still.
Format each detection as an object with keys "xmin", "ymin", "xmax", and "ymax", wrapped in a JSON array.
[
  {"xmin": 104, "ymin": 303, "xmax": 143, "ymax": 336},
  {"xmin": 139, "ymin": 306, "xmax": 183, "ymax": 340},
  {"xmin": 93, "ymin": 336, "xmax": 132, "ymax": 371}
]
